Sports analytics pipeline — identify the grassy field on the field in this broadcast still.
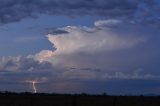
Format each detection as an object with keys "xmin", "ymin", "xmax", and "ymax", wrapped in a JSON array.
[{"xmin": 0, "ymin": 92, "xmax": 159, "ymax": 106}]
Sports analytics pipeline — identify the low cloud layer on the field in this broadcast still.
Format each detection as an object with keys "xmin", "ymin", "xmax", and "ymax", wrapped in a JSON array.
[
  {"xmin": 0, "ymin": 56, "xmax": 53, "ymax": 72},
  {"xmin": 0, "ymin": 0, "xmax": 159, "ymax": 24}
]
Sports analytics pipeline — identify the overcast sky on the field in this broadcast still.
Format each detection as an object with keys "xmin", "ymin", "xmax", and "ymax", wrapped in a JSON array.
[{"xmin": 0, "ymin": 0, "xmax": 160, "ymax": 95}]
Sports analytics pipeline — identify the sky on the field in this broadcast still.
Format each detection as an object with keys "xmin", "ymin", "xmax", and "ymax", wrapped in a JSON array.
[{"xmin": 0, "ymin": 0, "xmax": 160, "ymax": 95}]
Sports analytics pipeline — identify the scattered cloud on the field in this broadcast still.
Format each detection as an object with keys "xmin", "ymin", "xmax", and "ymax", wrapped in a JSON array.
[{"xmin": 0, "ymin": 56, "xmax": 53, "ymax": 72}]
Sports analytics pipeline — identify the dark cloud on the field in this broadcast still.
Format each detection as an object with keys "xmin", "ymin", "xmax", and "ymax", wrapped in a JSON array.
[
  {"xmin": 45, "ymin": 28, "xmax": 69, "ymax": 35},
  {"xmin": 0, "ymin": 0, "xmax": 159, "ymax": 24},
  {"xmin": 0, "ymin": 56, "xmax": 53, "ymax": 72}
]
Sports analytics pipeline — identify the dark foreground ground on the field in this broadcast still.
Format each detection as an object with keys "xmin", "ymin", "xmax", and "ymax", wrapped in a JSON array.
[{"xmin": 0, "ymin": 92, "xmax": 159, "ymax": 106}]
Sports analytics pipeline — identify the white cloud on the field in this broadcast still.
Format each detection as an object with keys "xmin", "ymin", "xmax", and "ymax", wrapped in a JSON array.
[
  {"xmin": 94, "ymin": 19, "xmax": 122, "ymax": 27},
  {"xmin": 47, "ymin": 20, "xmax": 146, "ymax": 55},
  {"xmin": 32, "ymin": 19, "xmax": 160, "ymax": 82},
  {"xmin": 37, "ymin": 20, "xmax": 150, "ymax": 70},
  {"xmin": 34, "ymin": 50, "xmax": 54, "ymax": 62}
]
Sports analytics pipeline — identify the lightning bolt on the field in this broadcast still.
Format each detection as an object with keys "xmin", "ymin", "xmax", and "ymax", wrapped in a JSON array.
[
  {"xmin": 25, "ymin": 78, "xmax": 47, "ymax": 93},
  {"xmin": 32, "ymin": 81, "xmax": 37, "ymax": 93}
]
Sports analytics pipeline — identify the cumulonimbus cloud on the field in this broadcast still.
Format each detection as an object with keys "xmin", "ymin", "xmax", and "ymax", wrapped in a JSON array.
[
  {"xmin": 0, "ymin": 19, "xmax": 160, "ymax": 93},
  {"xmin": 1, "ymin": 19, "xmax": 160, "ymax": 81},
  {"xmin": 0, "ymin": 19, "xmax": 159, "ymax": 79},
  {"xmin": 33, "ymin": 19, "xmax": 160, "ymax": 80}
]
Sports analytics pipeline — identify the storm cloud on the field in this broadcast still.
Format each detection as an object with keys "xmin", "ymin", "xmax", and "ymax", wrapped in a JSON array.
[
  {"xmin": 0, "ymin": 19, "xmax": 160, "ymax": 93},
  {"xmin": 0, "ymin": 56, "xmax": 53, "ymax": 72},
  {"xmin": 0, "ymin": 0, "xmax": 159, "ymax": 24},
  {"xmin": 33, "ymin": 19, "xmax": 160, "ymax": 81},
  {"xmin": 1, "ymin": 19, "xmax": 160, "ymax": 81}
]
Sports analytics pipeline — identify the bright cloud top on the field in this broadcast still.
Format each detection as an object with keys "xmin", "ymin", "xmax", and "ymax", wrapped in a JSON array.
[{"xmin": 47, "ymin": 20, "xmax": 146, "ymax": 55}]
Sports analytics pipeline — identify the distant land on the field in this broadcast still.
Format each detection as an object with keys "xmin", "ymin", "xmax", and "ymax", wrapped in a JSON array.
[{"xmin": 0, "ymin": 92, "xmax": 159, "ymax": 106}]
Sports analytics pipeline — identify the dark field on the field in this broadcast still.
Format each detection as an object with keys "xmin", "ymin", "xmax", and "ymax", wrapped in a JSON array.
[{"xmin": 0, "ymin": 92, "xmax": 159, "ymax": 106}]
